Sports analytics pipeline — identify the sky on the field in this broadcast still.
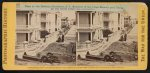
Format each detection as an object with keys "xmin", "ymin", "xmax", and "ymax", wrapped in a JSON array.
[
  {"xmin": 61, "ymin": 4, "xmax": 138, "ymax": 20},
  {"xmin": 18, "ymin": 4, "xmax": 138, "ymax": 20},
  {"xmin": 61, "ymin": 11, "xmax": 76, "ymax": 20},
  {"xmin": 124, "ymin": 4, "xmax": 138, "ymax": 18}
]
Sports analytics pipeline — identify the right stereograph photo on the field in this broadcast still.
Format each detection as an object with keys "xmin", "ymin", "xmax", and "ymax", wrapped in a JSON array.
[{"xmin": 76, "ymin": 5, "xmax": 138, "ymax": 66}]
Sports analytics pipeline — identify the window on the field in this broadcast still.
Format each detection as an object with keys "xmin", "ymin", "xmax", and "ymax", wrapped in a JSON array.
[
  {"xmin": 103, "ymin": 13, "xmax": 109, "ymax": 19},
  {"xmin": 41, "ymin": 13, "xmax": 46, "ymax": 20},
  {"xmin": 103, "ymin": 21, "xmax": 109, "ymax": 28},
  {"xmin": 41, "ymin": 22, "xmax": 46, "ymax": 29},
  {"xmin": 103, "ymin": 13, "xmax": 109, "ymax": 17}
]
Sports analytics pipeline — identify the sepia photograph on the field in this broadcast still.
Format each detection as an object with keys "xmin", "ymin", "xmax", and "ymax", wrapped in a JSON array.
[
  {"xmin": 15, "ymin": 9, "xmax": 76, "ymax": 66},
  {"xmin": 2, "ymin": 2, "xmax": 148, "ymax": 70},
  {"xmin": 76, "ymin": 5, "xmax": 138, "ymax": 66},
  {"xmin": 14, "ymin": 4, "xmax": 138, "ymax": 66}
]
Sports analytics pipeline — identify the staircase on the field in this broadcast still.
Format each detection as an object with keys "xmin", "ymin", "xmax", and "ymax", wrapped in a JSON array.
[
  {"xmin": 77, "ymin": 31, "xmax": 122, "ymax": 58},
  {"xmin": 64, "ymin": 25, "xmax": 76, "ymax": 42}
]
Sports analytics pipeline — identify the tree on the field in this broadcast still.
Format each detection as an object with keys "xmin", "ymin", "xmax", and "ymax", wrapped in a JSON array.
[
  {"xmin": 40, "ymin": 30, "xmax": 50, "ymax": 38},
  {"xmin": 102, "ymin": 29, "xmax": 113, "ymax": 37}
]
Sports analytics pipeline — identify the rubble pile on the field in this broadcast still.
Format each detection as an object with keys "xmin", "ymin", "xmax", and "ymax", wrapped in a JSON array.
[
  {"xmin": 42, "ymin": 42, "xmax": 75, "ymax": 62},
  {"xmin": 43, "ymin": 43, "xmax": 66, "ymax": 54},
  {"xmin": 105, "ymin": 41, "xmax": 137, "ymax": 53},
  {"xmin": 104, "ymin": 41, "xmax": 138, "ymax": 61}
]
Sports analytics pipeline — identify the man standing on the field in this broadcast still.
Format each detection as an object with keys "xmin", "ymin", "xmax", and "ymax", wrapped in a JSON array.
[
  {"xmin": 124, "ymin": 33, "xmax": 127, "ymax": 41},
  {"xmin": 62, "ymin": 34, "xmax": 64, "ymax": 42}
]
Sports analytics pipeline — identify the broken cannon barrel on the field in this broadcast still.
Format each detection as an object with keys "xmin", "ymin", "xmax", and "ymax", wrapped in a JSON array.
[
  {"xmin": 23, "ymin": 54, "xmax": 41, "ymax": 61},
  {"xmin": 85, "ymin": 52, "xmax": 104, "ymax": 60}
]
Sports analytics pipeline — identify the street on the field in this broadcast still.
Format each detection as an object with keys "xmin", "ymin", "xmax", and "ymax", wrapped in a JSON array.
[
  {"xmin": 77, "ymin": 60, "xmax": 137, "ymax": 66},
  {"xmin": 15, "ymin": 25, "xmax": 76, "ymax": 66},
  {"xmin": 77, "ymin": 25, "xmax": 138, "ymax": 66},
  {"xmin": 15, "ymin": 59, "xmax": 75, "ymax": 66},
  {"xmin": 127, "ymin": 24, "xmax": 137, "ymax": 42}
]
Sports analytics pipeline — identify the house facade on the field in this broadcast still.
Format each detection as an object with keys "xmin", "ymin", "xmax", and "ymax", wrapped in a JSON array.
[
  {"xmin": 16, "ymin": 10, "xmax": 61, "ymax": 44},
  {"xmin": 40, "ymin": 11, "xmax": 62, "ymax": 33},
  {"xmin": 76, "ymin": 10, "xmax": 125, "ymax": 43},
  {"xmin": 131, "ymin": 18, "xmax": 138, "ymax": 26},
  {"xmin": 124, "ymin": 15, "xmax": 131, "ymax": 27},
  {"xmin": 61, "ymin": 17, "xmax": 69, "ymax": 27},
  {"xmin": 16, "ymin": 10, "xmax": 41, "ymax": 43}
]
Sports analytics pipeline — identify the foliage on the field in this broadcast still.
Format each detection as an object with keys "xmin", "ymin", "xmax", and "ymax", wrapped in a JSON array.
[{"xmin": 40, "ymin": 30, "xmax": 50, "ymax": 38}]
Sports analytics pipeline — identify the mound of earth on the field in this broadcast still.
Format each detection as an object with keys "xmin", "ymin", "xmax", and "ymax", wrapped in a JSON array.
[
  {"xmin": 105, "ymin": 41, "xmax": 137, "ymax": 53},
  {"xmin": 43, "ymin": 43, "xmax": 67, "ymax": 54},
  {"xmin": 103, "ymin": 41, "xmax": 138, "ymax": 61},
  {"xmin": 42, "ymin": 42, "xmax": 76, "ymax": 62}
]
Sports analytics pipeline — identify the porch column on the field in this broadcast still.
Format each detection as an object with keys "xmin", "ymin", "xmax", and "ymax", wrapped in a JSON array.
[
  {"xmin": 46, "ymin": 13, "xmax": 48, "ymax": 21},
  {"xmin": 77, "ymin": 12, "xmax": 79, "ymax": 28},
  {"xmin": 34, "ymin": 31, "xmax": 36, "ymax": 41},
  {"xmin": 100, "ymin": 29, "xmax": 103, "ymax": 39},
  {"xmin": 27, "ymin": 13, "xmax": 30, "ymax": 26},
  {"xmin": 91, "ymin": 32, "xmax": 92, "ymax": 42},
  {"xmin": 27, "ymin": 12, "xmax": 30, "ymax": 42},
  {"xmin": 78, "ymin": 32, "xmax": 80, "ymax": 42},
  {"xmin": 90, "ymin": 12, "xmax": 92, "ymax": 27},
  {"xmin": 28, "ymin": 33, "xmax": 30, "ymax": 42},
  {"xmin": 100, "ymin": 12, "xmax": 103, "ymax": 27}
]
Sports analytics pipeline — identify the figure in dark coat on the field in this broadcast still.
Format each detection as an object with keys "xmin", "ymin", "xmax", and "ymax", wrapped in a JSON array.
[
  {"xmin": 124, "ymin": 33, "xmax": 127, "ymax": 41},
  {"xmin": 62, "ymin": 34, "xmax": 64, "ymax": 42},
  {"xmin": 119, "ymin": 35, "xmax": 124, "ymax": 41},
  {"xmin": 56, "ymin": 36, "xmax": 61, "ymax": 42},
  {"xmin": 44, "ymin": 37, "xmax": 46, "ymax": 42}
]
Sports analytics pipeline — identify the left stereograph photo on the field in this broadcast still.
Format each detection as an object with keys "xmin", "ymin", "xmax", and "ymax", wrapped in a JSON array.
[{"xmin": 15, "ymin": 5, "xmax": 76, "ymax": 66}]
